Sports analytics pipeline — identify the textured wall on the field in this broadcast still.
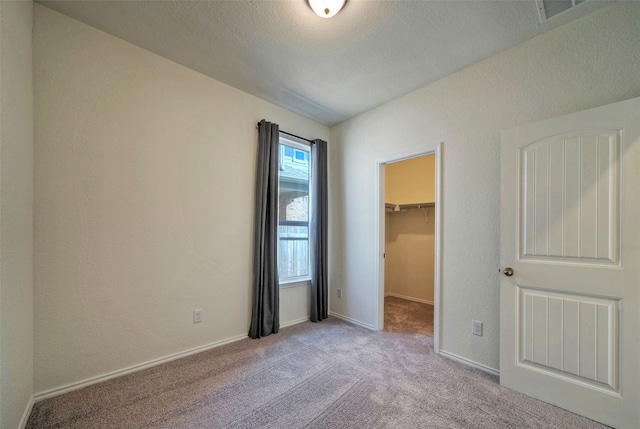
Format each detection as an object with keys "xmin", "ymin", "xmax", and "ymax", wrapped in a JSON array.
[
  {"xmin": 329, "ymin": 2, "xmax": 640, "ymax": 370},
  {"xmin": 0, "ymin": 1, "xmax": 34, "ymax": 427},
  {"xmin": 385, "ymin": 155, "xmax": 435, "ymax": 205},
  {"xmin": 34, "ymin": 5, "xmax": 328, "ymax": 395}
]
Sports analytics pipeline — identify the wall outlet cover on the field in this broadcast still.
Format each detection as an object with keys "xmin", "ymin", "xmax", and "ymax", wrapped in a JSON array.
[{"xmin": 472, "ymin": 320, "xmax": 483, "ymax": 336}]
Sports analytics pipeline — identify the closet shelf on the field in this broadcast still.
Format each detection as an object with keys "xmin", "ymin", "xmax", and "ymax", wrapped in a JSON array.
[{"xmin": 385, "ymin": 201, "xmax": 434, "ymax": 212}]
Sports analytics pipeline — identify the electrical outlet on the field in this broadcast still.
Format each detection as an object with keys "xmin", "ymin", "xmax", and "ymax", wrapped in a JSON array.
[
  {"xmin": 472, "ymin": 320, "xmax": 483, "ymax": 336},
  {"xmin": 337, "ymin": 288, "xmax": 342, "ymax": 298},
  {"xmin": 193, "ymin": 309, "xmax": 202, "ymax": 323}
]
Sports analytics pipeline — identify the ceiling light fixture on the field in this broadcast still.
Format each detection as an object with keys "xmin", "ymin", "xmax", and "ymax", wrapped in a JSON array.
[{"xmin": 308, "ymin": 0, "xmax": 346, "ymax": 18}]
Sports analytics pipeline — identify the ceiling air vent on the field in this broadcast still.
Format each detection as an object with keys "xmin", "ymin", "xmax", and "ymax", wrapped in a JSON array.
[{"xmin": 536, "ymin": 0, "xmax": 589, "ymax": 22}]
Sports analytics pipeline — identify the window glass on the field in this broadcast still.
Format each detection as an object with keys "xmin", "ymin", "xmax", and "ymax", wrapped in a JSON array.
[{"xmin": 278, "ymin": 139, "xmax": 311, "ymax": 282}]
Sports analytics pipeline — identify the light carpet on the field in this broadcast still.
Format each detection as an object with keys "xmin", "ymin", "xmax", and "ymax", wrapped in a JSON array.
[
  {"xmin": 26, "ymin": 317, "xmax": 607, "ymax": 428},
  {"xmin": 384, "ymin": 296, "xmax": 434, "ymax": 336}
]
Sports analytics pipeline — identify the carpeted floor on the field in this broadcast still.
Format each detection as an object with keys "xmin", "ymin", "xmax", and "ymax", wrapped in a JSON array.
[
  {"xmin": 384, "ymin": 296, "xmax": 434, "ymax": 336},
  {"xmin": 27, "ymin": 317, "xmax": 607, "ymax": 428}
]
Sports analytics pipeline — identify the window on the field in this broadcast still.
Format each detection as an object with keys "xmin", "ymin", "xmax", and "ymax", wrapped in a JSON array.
[
  {"xmin": 294, "ymin": 149, "xmax": 308, "ymax": 162},
  {"xmin": 278, "ymin": 136, "xmax": 311, "ymax": 285}
]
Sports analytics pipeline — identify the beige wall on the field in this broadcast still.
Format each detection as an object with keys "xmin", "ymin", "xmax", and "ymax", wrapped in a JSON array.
[
  {"xmin": 385, "ymin": 155, "xmax": 435, "ymax": 205},
  {"xmin": 0, "ymin": 1, "xmax": 34, "ymax": 427},
  {"xmin": 385, "ymin": 208, "xmax": 435, "ymax": 304},
  {"xmin": 385, "ymin": 155, "xmax": 435, "ymax": 303},
  {"xmin": 329, "ymin": 2, "xmax": 640, "ymax": 371},
  {"xmin": 33, "ymin": 5, "xmax": 328, "ymax": 395}
]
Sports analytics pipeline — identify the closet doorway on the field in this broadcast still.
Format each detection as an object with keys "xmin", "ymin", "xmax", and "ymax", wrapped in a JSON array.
[{"xmin": 376, "ymin": 145, "xmax": 441, "ymax": 352}]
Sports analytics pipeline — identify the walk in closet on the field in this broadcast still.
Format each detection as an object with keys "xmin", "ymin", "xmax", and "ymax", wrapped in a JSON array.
[{"xmin": 384, "ymin": 154, "xmax": 435, "ymax": 334}]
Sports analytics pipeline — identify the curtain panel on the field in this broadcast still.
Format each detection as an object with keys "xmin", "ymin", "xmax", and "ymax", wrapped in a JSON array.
[
  {"xmin": 249, "ymin": 120, "xmax": 280, "ymax": 339},
  {"xmin": 310, "ymin": 139, "xmax": 329, "ymax": 322}
]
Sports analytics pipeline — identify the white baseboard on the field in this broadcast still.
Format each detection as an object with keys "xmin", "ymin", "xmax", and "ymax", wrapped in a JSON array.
[
  {"xmin": 280, "ymin": 316, "xmax": 309, "ymax": 328},
  {"xmin": 19, "ymin": 395, "xmax": 34, "ymax": 429},
  {"xmin": 439, "ymin": 350, "xmax": 500, "ymax": 377},
  {"xmin": 328, "ymin": 311, "xmax": 376, "ymax": 331},
  {"xmin": 34, "ymin": 318, "xmax": 310, "ymax": 403},
  {"xmin": 34, "ymin": 332, "xmax": 249, "ymax": 402},
  {"xmin": 386, "ymin": 293, "xmax": 434, "ymax": 305}
]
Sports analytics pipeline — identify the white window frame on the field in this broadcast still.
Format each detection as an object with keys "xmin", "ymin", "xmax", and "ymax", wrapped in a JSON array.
[{"xmin": 278, "ymin": 134, "xmax": 312, "ymax": 288}]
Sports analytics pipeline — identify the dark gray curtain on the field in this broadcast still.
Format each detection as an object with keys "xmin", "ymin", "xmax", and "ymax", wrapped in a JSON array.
[
  {"xmin": 310, "ymin": 139, "xmax": 328, "ymax": 322},
  {"xmin": 249, "ymin": 120, "xmax": 280, "ymax": 339}
]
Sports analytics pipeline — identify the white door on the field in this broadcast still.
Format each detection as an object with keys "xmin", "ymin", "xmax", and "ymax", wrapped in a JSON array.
[{"xmin": 500, "ymin": 97, "xmax": 640, "ymax": 428}]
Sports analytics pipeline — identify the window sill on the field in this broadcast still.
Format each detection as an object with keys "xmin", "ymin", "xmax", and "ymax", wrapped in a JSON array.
[{"xmin": 279, "ymin": 279, "xmax": 311, "ymax": 289}]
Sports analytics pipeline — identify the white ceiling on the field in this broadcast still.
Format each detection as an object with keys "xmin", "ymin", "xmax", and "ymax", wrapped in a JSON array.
[{"xmin": 38, "ymin": 0, "xmax": 613, "ymax": 126}]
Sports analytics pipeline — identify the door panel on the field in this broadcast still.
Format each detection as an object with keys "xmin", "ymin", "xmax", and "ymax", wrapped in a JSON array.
[
  {"xmin": 500, "ymin": 97, "xmax": 639, "ymax": 428},
  {"xmin": 520, "ymin": 131, "xmax": 620, "ymax": 264},
  {"xmin": 519, "ymin": 287, "xmax": 619, "ymax": 391}
]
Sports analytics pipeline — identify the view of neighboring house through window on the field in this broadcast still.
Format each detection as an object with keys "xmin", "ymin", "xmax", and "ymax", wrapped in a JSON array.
[{"xmin": 278, "ymin": 136, "xmax": 311, "ymax": 284}]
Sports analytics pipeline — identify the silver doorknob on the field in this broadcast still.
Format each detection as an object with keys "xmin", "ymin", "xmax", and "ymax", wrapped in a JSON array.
[{"xmin": 503, "ymin": 267, "xmax": 514, "ymax": 277}]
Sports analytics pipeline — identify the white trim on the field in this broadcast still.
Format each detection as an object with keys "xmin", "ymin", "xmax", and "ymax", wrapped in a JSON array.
[
  {"xmin": 440, "ymin": 350, "xmax": 500, "ymax": 377},
  {"xmin": 328, "ymin": 311, "xmax": 376, "ymax": 331},
  {"xmin": 19, "ymin": 396, "xmax": 34, "ymax": 429},
  {"xmin": 375, "ymin": 143, "xmax": 443, "ymax": 354},
  {"xmin": 279, "ymin": 134, "xmax": 310, "ymax": 149},
  {"xmin": 377, "ymin": 145, "xmax": 441, "ymax": 165},
  {"xmin": 34, "ymin": 333, "xmax": 248, "ymax": 402},
  {"xmin": 386, "ymin": 293, "xmax": 434, "ymax": 306},
  {"xmin": 279, "ymin": 279, "xmax": 311, "ymax": 289},
  {"xmin": 280, "ymin": 316, "xmax": 310, "ymax": 328},
  {"xmin": 33, "ymin": 318, "xmax": 312, "ymax": 403},
  {"xmin": 433, "ymin": 144, "xmax": 442, "ymax": 354}
]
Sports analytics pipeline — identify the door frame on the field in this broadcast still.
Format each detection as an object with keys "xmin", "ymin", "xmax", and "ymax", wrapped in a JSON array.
[{"xmin": 375, "ymin": 142, "xmax": 443, "ymax": 353}]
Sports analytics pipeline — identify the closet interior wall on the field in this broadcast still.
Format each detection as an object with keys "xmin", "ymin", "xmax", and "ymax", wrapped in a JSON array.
[{"xmin": 384, "ymin": 155, "xmax": 435, "ymax": 304}]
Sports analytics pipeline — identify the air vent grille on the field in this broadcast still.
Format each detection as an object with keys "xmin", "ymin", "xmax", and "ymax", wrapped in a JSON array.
[{"xmin": 536, "ymin": 0, "xmax": 589, "ymax": 22}]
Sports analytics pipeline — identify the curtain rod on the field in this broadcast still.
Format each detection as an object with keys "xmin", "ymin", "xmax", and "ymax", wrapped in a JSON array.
[{"xmin": 256, "ymin": 122, "xmax": 314, "ymax": 144}]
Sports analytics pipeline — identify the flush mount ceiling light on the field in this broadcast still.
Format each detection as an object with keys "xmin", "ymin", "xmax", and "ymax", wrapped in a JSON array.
[{"xmin": 307, "ymin": 0, "xmax": 346, "ymax": 18}]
